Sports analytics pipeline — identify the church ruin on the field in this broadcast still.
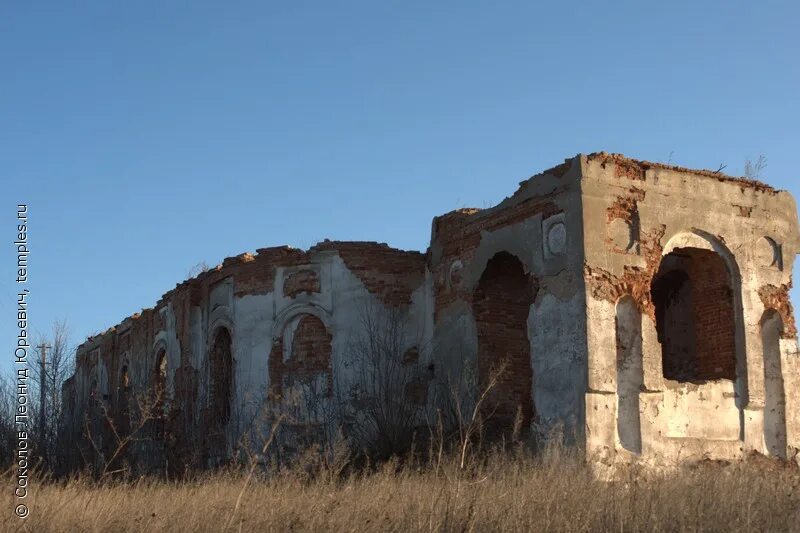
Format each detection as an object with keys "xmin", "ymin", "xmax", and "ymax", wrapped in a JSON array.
[{"xmin": 60, "ymin": 152, "xmax": 800, "ymax": 473}]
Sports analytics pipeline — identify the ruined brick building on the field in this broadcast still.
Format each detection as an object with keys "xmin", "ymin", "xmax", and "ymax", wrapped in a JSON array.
[{"xmin": 61, "ymin": 152, "xmax": 800, "ymax": 472}]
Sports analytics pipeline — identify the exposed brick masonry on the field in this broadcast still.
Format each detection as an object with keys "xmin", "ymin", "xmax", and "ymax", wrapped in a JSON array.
[
  {"xmin": 283, "ymin": 269, "xmax": 321, "ymax": 298},
  {"xmin": 688, "ymin": 249, "xmax": 738, "ymax": 380},
  {"xmin": 431, "ymin": 189, "xmax": 562, "ymax": 321},
  {"xmin": 269, "ymin": 315, "xmax": 332, "ymax": 399},
  {"xmin": 653, "ymin": 248, "xmax": 737, "ymax": 382},
  {"xmin": 311, "ymin": 241, "xmax": 426, "ymax": 308},
  {"xmin": 584, "ymin": 225, "xmax": 667, "ymax": 318},
  {"xmin": 759, "ymin": 284, "xmax": 798, "ymax": 339},
  {"xmin": 473, "ymin": 252, "xmax": 536, "ymax": 434}
]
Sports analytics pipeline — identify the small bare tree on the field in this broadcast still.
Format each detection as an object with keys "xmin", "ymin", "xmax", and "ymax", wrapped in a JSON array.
[
  {"xmin": 0, "ymin": 374, "xmax": 18, "ymax": 469},
  {"xmin": 28, "ymin": 320, "xmax": 76, "ymax": 472},
  {"xmin": 745, "ymin": 155, "xmax": 768, "ymax": 180},
  {"xmin": 343, "ymin": 302, "xmax": 427, "ymax": 460},
  {"xmin": 186, "ymin": 261, "xmax": 211, "ymax": 278},
  {"xmin": 84, "ymin": 391, "xmax": 165, "ymax": 479},
  {"xmin": 426, "ymin": 336, "xmax": 511, "ymax": 471}
]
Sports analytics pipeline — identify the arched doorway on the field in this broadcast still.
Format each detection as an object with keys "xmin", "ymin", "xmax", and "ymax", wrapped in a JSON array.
[
  {"xmin": 761, "ymin": 309, "xmax": 786, "ymax": 458},
  {"xmin": 473, "ymin": 251, "xmax": 535, "ymax": 436},
  {"xmin": 154, "ymin": 349, "xmax": 167, "ymax": 438},
  {"xmin": 651, "ymin": 247, "xmax": 737, "ymax": 382},
  {"xmin": 209, "ymin": 328, "xmax": 233, "ymax": 427},
  {"xmin": 117, "ymin": 362, "xmax": 131, "ymax": 434}
]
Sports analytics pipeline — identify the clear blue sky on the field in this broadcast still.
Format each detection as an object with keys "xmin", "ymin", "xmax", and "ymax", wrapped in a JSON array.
[{"xmin": 2, "ymin": 1, "xmax": 798, "ymax": 365}]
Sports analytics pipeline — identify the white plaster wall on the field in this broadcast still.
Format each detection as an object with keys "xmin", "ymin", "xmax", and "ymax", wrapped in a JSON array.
[
  {"xmin": 231, "ymin": 292, "xmax": 274, "ymax": 428},
  {"xmin": 530, "ymin": 291, "xmax": 587, "ymax": 434},
  {"xmin": 781, "ymin": 338, "xmax": 800, "ymax": 457},
  {"xmin": 581, "ymin": 154, "xmax": 800, "ymax": 469},
  {"xmin": 206, "ymin": 251, "xmax": 428, "ymax": 453}
]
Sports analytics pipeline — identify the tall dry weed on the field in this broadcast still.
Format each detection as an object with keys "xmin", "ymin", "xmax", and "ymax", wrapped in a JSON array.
[{"xmin": 4, "ymin": 444, "xmax": 799, "ymax": 532}]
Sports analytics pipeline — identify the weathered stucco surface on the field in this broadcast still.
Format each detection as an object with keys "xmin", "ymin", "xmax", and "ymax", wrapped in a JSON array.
[
  {"xmin": 582, "ymin": 153, "xmax": 800, "ymax": 471},
  {"xmin": 60, "ymin": 152, "xmax": 800, "ymax": 474}
]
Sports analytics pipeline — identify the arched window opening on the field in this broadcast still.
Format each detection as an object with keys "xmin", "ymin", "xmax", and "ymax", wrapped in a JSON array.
[
  {"xmin": 153, "ymin": 350, "xmax": 168, "ymax": 438},
  {"xmin": 270, "ymin": 314, "xmax": 333, "ymax": 430},
  {"xmin": 277, "ymin": 313, "xmax": 332, "ymax": 395},
  {"xmin": 89, "ymin": 379, "xmax": 98, "ymax": 404},
  {"xmin": 761, "ymin": 310, "xmax": 787, "ymax": 458},
  {"xmin": 154, "ymin": 349, "xmax": 167, "ymax": 413},
  {"xmin": 616, "ymin": 296, "xmax": 643, "ymax": 454},
  {"xmin": 120, "ymin": 365, "xmax": 130, "ymax": 389},
  {"xmin": 209, "ymin": 328, "xmax": 233, "ymax": 426},
  {"xmin": 118, "ymin": 364, "xmax": 130, "ymax": 412},
  {"xmin": 290, "ymin": 315, "xmax": 332, "ymax": 366},
  {"xmin": 651, "ymin": 247, "xmax": 737, "ymax": 382},
  {"xmin": 473, "ymin": 251, "xmax": 535, "ymax": 436},
  {"xmin": 114, "ymin": 363, "xmax": 132, "ymax": 437}
]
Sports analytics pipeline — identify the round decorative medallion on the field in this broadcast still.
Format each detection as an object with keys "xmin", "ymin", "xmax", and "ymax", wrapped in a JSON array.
[
  {"xmin": 608, "ymin": 218, "xmax": 633, "ymax": 251},
  {"xmin": 755, "ymin": 236, "xmax": 780, "ymax": 268}
]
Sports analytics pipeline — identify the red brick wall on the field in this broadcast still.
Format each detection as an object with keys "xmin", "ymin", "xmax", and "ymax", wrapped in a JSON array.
[
  {"xmin": 473, "ymin": 252, "xmax": 535, "ymax": 434},
  {"xmin": 759, "ymin": 284, "xmax": 798, "ymax": 339},
  {"xmin": 311, "ymin": 241, "xmax": 426, "ymax": 307},
  {"xmin": 284, "ymin": 269, "xmax": 321, "ymax": 298},
  {"xmin": 687, "ymin": 249, "xmax": 737, "ymax": 380},
  {"xmin": 653, "ymin": 248, "xmax": 737, "ymax": 382},
  {"xmin": 430, "ymin": 194, "xmax": 561, "ymax": 321},
  {"xmin": 269, "ymin": 315, "xmax": 332, "ymax": 399}
]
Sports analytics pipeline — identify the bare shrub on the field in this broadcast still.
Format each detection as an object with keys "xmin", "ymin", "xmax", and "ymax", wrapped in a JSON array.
[
  {"xmin": 342, "ymin": 302, "xmax": 428, "ymax": 460},
  {"xmin": 186, "ymin": 261, "xmax": 211, "ymax": 279},
  {"xmin": 745, "ymin": 155, "xmax": 768, "ymax": 180},
  {"xmin": 25, "ymin": 320, "xmax": 76, "ymax": 473},
  {"xmin": 83, "ymin": 390, "xmax": 167, "ymax": 479},
  {"xmin": 0, "ymin": 375, "xmax": 18, "ymax": 469}
]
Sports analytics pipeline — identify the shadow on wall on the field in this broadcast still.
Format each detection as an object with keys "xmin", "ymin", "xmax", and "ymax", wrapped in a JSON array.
[
  {"xmin": 761, "ymin": 310, "xmax": 787, "ymax": 459},
  {"xmin": 616, "ymin": 296, "xmax": 642, "ymax": 454}
]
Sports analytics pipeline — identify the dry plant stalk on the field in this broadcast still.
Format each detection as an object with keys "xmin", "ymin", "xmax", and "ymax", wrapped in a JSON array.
[{"xmin": 4, "ymin": 445, "xmax": 799, "ymax": 532}]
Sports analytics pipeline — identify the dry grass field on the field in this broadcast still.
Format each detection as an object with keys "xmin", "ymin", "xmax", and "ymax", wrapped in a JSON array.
[{"xmin": 4, "ymin": 446, "xmax": 800, "ymax": 533}]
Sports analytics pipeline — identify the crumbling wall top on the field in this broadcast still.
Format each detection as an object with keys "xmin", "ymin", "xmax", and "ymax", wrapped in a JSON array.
[
  {"xmin": 76, "ymin": 240, "xmax": 426, "ymax": 354},
  {"xmin": 586, "ymin": 152, "xmax": 779, "ymax": 194}
]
